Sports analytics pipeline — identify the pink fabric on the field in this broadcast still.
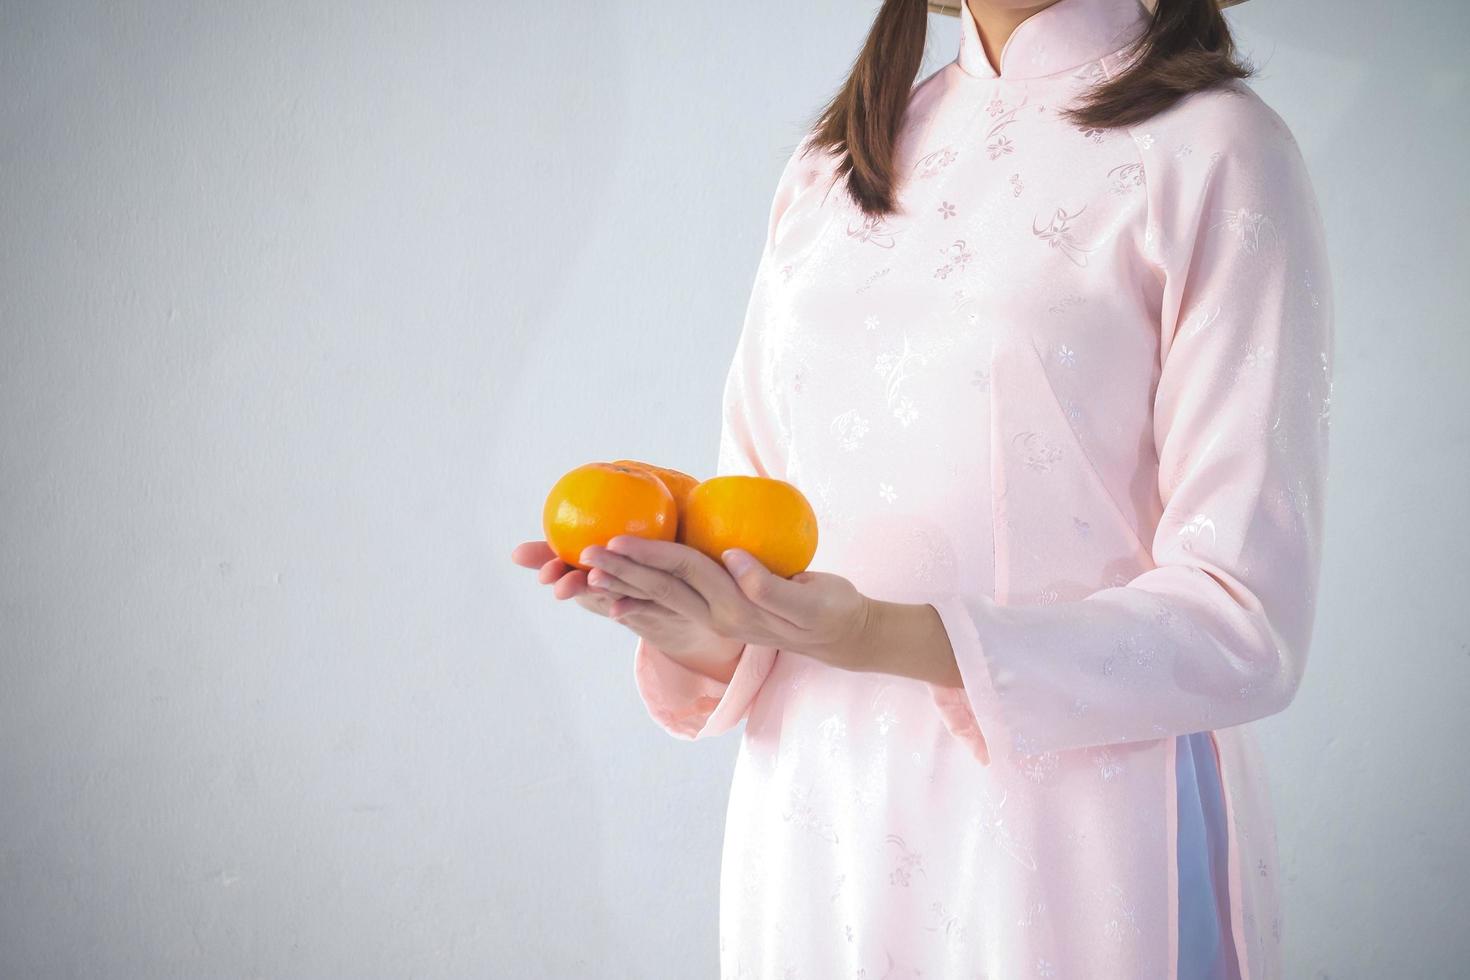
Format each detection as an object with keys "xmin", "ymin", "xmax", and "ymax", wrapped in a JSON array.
[{"xmin": 633, "ymin": 0, "xmax": 1332, "ymax": 976}]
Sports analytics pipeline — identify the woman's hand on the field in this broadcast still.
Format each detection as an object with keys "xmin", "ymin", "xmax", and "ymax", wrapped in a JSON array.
[
  {"xmin": 576, "ymin": 534, "xmax": 878, "ymax": 673},
  {"xmin": 512, "ymin": 537, "xmax": 952, "ymax": 684},
  {"xmin": 509, "ymin": 540, "xmax": 744, "ymax": 677}
]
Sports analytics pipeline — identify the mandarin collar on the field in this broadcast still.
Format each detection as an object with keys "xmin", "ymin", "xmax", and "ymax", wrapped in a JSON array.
[{"xmin": 956, "ymin": 0, "xmax": 1149, "ymax": 80}]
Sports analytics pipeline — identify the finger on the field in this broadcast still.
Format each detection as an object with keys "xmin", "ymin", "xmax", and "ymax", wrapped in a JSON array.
[
  {"xmin": 719, "ymin": 549, "xmax": 809, "ymax": 628},
  {"xmin": 573, "ymin": 591, "xmax": 618, "ymax": 617},
  {"xmin": 557, "ymin": 569, "xmax": 625, "ymax": 602},
  {"xmin": 512, "ymin": 540, "xmax": 558, "ymax": 569},
  {"xmin": 603, "ymin": 536, "xmax": 798, "ymax": 642},
  {"xmin": 552, "ymin": 567, "xmax": 623, "ymax": 605},
  {"xmin": 587, "ymin": 567, "xmax": 654, "ymax": 600},
  {"xmin": 717, "ymin": 549, "xmax": 811, "ymax": 631},
  {"xmin": 581, "ymin": 541, "xmax": 714, "ymax": 622},
  {"xmin": 539, "ymin": 556, "xmax": 574, "ymax": 586},
  {"xmin": 553, "ymin": 567, "xmax": 604, "ymax": 601},
  {"xmin": 600, "ymin": 535, "xmax": 761, "ymax": 613},
  {"xmin": 606, "ymin": 595, "xmax": 678, "ymax": 623}
]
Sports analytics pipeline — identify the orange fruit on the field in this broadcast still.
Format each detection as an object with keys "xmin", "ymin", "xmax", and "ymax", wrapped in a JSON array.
[
  {"xmin": 543, "ymin": 462, "xmax": 678, "ymax": 570},
  {"xmin": 610, "ymin": 459, "xmax": 699, "ymax": 535},
  {"xmin": 680, "ymin": 475, "xmax": 818, "ymax": 578}
]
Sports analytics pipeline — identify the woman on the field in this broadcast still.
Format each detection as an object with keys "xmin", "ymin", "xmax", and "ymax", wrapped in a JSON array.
[{"xmin": 513, "ymin": 0, "xmax": 1332, "ymax": 976}]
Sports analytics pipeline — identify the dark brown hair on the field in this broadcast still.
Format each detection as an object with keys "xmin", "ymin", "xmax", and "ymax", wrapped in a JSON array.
[{"xmin": 807, "ymin": 0, "xmax": 1253, "ymax": 219}]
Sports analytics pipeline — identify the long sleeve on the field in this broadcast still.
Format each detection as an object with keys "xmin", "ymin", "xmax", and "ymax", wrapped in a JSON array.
[
  {"xmin": 927, "ymin": 94, "xmax": 1335, "ymax": 764},
  {"xmin": 633, "ymin": 137, "xmax": 815, "ymax": 740}
]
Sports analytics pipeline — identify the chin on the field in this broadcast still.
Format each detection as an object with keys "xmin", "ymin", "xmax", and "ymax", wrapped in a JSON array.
[{"xmin": 966, "ymin": 0, "xmax": 1063, "ymax": 12}]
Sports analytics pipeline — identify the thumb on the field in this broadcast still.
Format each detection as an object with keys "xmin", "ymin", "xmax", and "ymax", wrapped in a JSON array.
[{"xmin": 722, "ymin": 548, "xmax": 807, "ymax": 620}]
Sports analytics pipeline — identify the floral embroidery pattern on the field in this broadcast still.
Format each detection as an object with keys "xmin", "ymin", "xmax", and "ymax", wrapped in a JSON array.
[
  {"xmin": 873, "ymin": 335, "xmax": 936, "ymax": 426},
  {"xmin": 808, "ymin": 475, "xmax": 854, "ymax": 539},
  {"xmin": 855, "ymin": 266, "xmax": 891, "ymax": 294},
  {"xmin": 817, "ymin": 713, "xmax": 847, "ymax": 759},
  {"xmin": 937, "ymin": 200, "xmax": 956, "ymax": 220},
  {"xmin": 1213, "ymin": 207, "xmax": 1278, "ymax": 254},
  {"xmin": 946, "ymin": 287, "xmax": 975, "ymax": 314},
  {"xmin": 984, "ymin": 94, "xmax": 1030, "ymax": 160},
  {"xmin": 1033, "ymin": 206, "xmax": 1096, "ymax": 266},
  {"xmin": 885, "ymin": 834, "xmax": 926, "ymax": 886},
  {"xmin": 1049, "ymin": 293, "xmax": 1084, "ymax": 315},
  {"xmin": 1108, "ymin": 161, "xmax": 1145, "ymax": 194},
  {"xmin": 830, "ymin": 408, "xmax": 870, "ymax": 452},
  {"xmin": 906, "ymin": 523, "xmax": 955, "ymax": 585},
  {"xmin": 847, "ymin": 212, "xmax": 897, "ymax": 249},
  {"xmin": 912, "ymin": 145, "xmax": 958, "ymax": 179},
  {"xmin": 855, "ymin": 950, "xmax": 894, "ymax": 980},
  {"xmin": 1013, "ymin": 430, "xmax": 1063, "ymax": 471},
  {"xmin": 1020, "ymin": 750, "xmax": 1060, "ymax": 784},
  {"xmin": 781, "ymin": 782, "xmax": 839, "ymax": 844},
  {"xmin": 974, "ymin": 787, "xmax": 1038, "ymax": 871},
  {"xmin": 1108, "ymin": 633, "xmax": 1158, "ymax": 673},
  {"xmin": 925, "ymin": 901, "xmax": 968, "ymax": 946},
  {"xmin": 934, "ymin": 239, "xmax": 975, "ymax": 279},
  {"xmin": 1018, "ymin": 897, "xmax": 1048, "ymax": 929}
]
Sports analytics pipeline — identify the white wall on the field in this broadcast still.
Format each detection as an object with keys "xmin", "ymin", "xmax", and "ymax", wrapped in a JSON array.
[{"xmin": 1, "ymin": 1, "xmax": 1465, "ymax": 977}]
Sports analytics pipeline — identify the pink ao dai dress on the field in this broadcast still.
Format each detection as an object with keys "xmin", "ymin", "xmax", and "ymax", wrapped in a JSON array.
[{"xmin": 632, "ymin": 0, "xmax": 1333, "ymax": 977}]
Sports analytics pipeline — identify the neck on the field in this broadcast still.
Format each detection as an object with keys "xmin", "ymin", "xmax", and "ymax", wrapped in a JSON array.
[{"xmin": 966, "ymin": 0, "xmax": 1068, "ymax": 74}]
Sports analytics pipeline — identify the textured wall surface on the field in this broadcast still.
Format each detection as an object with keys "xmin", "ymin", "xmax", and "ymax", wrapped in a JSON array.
[{"xmin": 1, "ymin": 1, "xmax": 1466, "ymax": 977}]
